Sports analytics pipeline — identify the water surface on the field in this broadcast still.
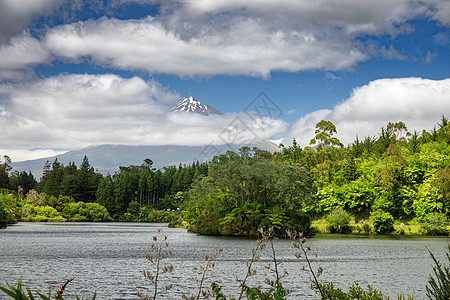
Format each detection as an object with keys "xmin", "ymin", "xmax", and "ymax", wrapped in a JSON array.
[{"xmin": 0, "ymin": 223, "xmax": 448, "ymax": 299}]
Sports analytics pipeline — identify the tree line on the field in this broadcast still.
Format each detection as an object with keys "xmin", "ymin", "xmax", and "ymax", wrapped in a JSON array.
[{"xmin": 1, "ymin": 115, "xmax": 449, "ymax": 235}]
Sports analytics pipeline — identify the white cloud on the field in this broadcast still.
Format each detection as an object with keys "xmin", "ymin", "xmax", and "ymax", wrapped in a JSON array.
[
  {"xmin": 0, "ymin": 148, "xmax": 69, "ymax": 163},
  {"xmin": 0, "ymin": 0, "xmax": 61, "ymax": 44},
  {"xmin": 171, "ymin": 0, "xmax": 423, "ymax": 35},
  {"xmin": 43, "ymin": 16, "xmax": 368, "ymax": 78},
  {"xmin": 288, "ymin": 77, "xmax": 450, "ymax": 147},
  {"xmin": 0, "ymin": 74, "xmax": 286, "ymax": 161},
  {"xmin": 0, "ymin": 32, "xmax": 50, "ymax": 81},
  {"xmin": 41, "ymin": 0, "xmax": 446, "ymax": 78},
  {"xmin": 423, "ymin": 0, "xmax": 450, "ymax": 27},
  {"xmin": 0, "ymin": 0, "xmax": 448, "ymax": 79}
]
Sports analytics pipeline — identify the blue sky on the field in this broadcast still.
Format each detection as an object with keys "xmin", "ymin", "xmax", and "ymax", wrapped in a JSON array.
[{"xmin": 0, "ymin": 0, "xmax": 449, "ymax": 162}]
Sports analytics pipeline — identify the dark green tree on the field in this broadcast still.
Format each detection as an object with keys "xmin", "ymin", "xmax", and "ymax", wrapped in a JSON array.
[
  {"xmin": 0, "ymin": 155, "xmax": 12, "ymax": 189},
  {"xmin": 74, "ymin": 156, "xmax": 101, "ymax": 202},
  {"xmin": 186, "ymin": 150, "xmax": 316, "ymax": 236},
  {"xmin": 42, "ymin": 159, "xmax": 64, "ymax": 197}
]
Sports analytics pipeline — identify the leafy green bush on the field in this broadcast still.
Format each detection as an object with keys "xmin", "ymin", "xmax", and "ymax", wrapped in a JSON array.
[
  {"xmin": 370, "ymin": 209, "xmax": 395, "ymax": 234},
  {"xmin": 0, "ymin": 197, "xmax": 14, "ymax": 228},
  {"xmin": 317, "ymin": 281, "xmax": 415, "ymax": 299},
  {"xmin": 421, "ymin": 213, "xmax": 449, "ymax": 236},
  {"xmin": 317, "ymin": 281, "xmax": 384, "ymax": 299},
  {"xmin": 62, "ymin": 202, "xmax": 111, "ymax": 222},
  {"xmin": 20, "ymin": 204, "xmax": 66, "ymax": 222},
  {"xmin": 362, "ymin": 223, "xmax": 372, "ymax": 233},
  {"xmin": 326, "ymin": 207, "xmax": 352, "ymax": 233}
]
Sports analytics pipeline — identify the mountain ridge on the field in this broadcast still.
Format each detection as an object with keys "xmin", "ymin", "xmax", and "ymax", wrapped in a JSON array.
[{"xmin": 11, "ymin": 141, "xmax": 279, "ymax": 179}]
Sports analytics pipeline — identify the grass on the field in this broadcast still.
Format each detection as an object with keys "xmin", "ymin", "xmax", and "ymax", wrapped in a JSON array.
[{"xmin": 312, "ymin": 219, "xmax": 448, "ymax": 236}]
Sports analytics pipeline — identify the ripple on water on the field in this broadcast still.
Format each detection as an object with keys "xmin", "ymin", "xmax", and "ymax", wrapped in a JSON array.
[{"xmin": 0, "ymin": 223, "xmax": 448, "ymax": 299}]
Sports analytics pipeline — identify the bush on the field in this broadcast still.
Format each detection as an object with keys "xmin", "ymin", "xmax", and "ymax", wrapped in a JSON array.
[
  {"xmin": 370, "ymin": 210, "xmax": 395, "ymax": 234},
  {"xmin": 362, "ymin": 223, "xmax": 372, "ymax": 233},
  {"xmin": 0, "ymin": 198, "xmax": 13, "ymax": 228},
  {"xmin": 62, "ymin": 202, "xmax": 111, "ymax": 222},
  {"xmin": 19, "ymin": 204, "xmax": 66, "ymax": 222},
  {"xmin": 421, "ymin": 213, "xmax": 449, "ymax": 236},
  {"xmin": 318, "ymin": 281, "xmax": 384, "ymax": 299},
  {"xmin": 326, "ymin": 207, "xmax": 352, "ymax": 233}
]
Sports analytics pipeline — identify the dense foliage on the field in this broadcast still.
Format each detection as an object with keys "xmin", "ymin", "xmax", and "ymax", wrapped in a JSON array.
[
  {"xmin": 1, "ymin": 116, "xmax": 449, "ymax": 235},
  {"xmin": 184, "ymin": 148, "xmax": 316, "ymax": 236},
  {"xmin": 96, "ymin": 160, "xmax": 208, "ymax": 218},
  {"xmin": 296, "ymin": 117, "xmax": 450, "ymax": 229}
]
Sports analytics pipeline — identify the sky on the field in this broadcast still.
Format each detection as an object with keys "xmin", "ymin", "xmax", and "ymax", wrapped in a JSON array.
[{"xmin": 0, "ymin": 0, "xmax": 450, "ymax": 162}]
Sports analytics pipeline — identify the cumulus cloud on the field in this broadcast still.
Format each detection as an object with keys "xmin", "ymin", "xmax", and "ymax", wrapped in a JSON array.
[
  {"xmin": 0, "ymin": 32, "xmax": 50, "ymax": 81},
  {"xmin": 39, "ymin": 0, "xmax": 448, "ymax": 78},
  {"xmin": 423, "ymin": 0, "xmax": 450, "ymax": 26},
  {"xmin": 164, "ymin": 0, "xmax": 423, "ymax": 35},
  {"xmin": 288, "ymin": 77, "xmax": 450, "ymax": 147},
  {"xmin": 43, "ymin": 16, "xmax": 368, "ymax": 78},
  {"xmin": 0, "ymin": 0, "xmax": 61, "ymax": 44},
  {"xmin": 0, "ymin": 74, "xmax": 286, "ymax": 161},
  {"xmin": 0, "ymin": 0, "xmax": 449, "ymax": 79}
]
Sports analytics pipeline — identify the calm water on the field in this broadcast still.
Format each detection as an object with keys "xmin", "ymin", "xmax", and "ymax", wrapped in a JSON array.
[{"xmin": 0, "ymin": 223, "xmax": 448, "ymax": 299}]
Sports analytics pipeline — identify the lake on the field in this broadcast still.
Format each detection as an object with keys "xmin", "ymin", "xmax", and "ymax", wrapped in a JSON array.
[{"xmin": 0, "ymin": 222, "xmax": 448, "ymax": 299}]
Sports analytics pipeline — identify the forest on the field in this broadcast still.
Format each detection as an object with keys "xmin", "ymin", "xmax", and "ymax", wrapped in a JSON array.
[{"xmin": 1, "ymin": 116, "xmax": 449, "ymax": 236}]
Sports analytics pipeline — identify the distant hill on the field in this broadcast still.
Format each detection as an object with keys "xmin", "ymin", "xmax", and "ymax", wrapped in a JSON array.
[{"xmin": 11, "ymin": 141, "xmax": 279, "ymax": 179}]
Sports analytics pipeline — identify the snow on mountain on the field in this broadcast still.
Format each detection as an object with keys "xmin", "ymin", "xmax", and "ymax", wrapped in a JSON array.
[{"xmin": 170, "ymin": 96, "xmax": 222, "ymax": 116}]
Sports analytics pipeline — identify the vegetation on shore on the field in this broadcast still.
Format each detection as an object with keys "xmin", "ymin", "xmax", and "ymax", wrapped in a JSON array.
[{"xmin": 1, "ymin": 116, "xmax": 449, "ymax": 237}]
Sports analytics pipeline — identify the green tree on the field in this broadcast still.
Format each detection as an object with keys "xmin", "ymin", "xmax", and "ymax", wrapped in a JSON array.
[
  {"xmin": 74, "ymin": 156, "xmax": 101, "ymax": 202},
  {"xmin": 278, "ymin": 138, "xmax": 303, "ymax": 164},
  {"xmin": 96, "ymin": 175, "xmax": 115, "ymax": 215},
  {"xmin": 0, "ymin": 155, "xmax": 12, "ymax": 189},
  {"xmin": 309, "ymin": 120, "xmax": 343, "ymax": 154},
  {"xmin": 185, "ymin": 150, "xmax": 316, "ymax": 236},
  {"xmin": 308, "ymin": 120, "xmax": 343, "ymax": 185},
  {"xmin": 42, "ymin": 159, "xmax": 64, "ymax": 197}
]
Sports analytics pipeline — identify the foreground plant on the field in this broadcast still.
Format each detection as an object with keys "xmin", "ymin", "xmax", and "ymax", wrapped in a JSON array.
[
  {"xmin": 138, "ymin": 229, "xmax": 174, "ymax": 300},
  {"xmin": 0, "ymin": 278, "xmax": 95, "ymax": 300},
  {"xmin": 426, "ymin": 244, "xmax": 450, "ymax": 300},
  {"xmin": 182, "ymin": 247, "xmax": 223, "ymax": 299},
  {"xmin": 210, "ymin": 227, "xmax": 289, "ymax": 300},
  {"xmin": 237, "ymin": 227, "xmax": 291, "ymax": 299},
  {"xmin": 287, "ymin": 230, "xmax": 324, "ymax": 298}
]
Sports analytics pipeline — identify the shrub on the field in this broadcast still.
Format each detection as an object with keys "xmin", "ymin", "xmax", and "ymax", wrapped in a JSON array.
[
  {"xmin": 326, "ymin": 207, "xmax": 352, "ymax": 233},
  {"xmin": 370, "ymin": 210, "xmax": 395, "ymax": 234},
  {"xmin": 421, "ymin": 213, "xmax": 449, "ymax": 236},
  {"xmin": 318, "ymin": 281, "xmax": 384, "ymax": 299},
  {"xmin": 62, "ymin": 202, "xmax": 111, "ymax": 222},
  {"xmin": 362, "ymin": 223, "xmax": 372, "ymax": 233},
  {"xmin": 0, "ymin": 198, "xmax": 12, "ymax": 228},
  {"xmin": 19, "ymin": 204, "xmax": 66, "ymax": 222}
]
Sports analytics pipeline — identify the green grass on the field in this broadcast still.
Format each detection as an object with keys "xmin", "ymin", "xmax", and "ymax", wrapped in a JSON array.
[{"xmin": 312, "ymin": 219, "xmax": 448, "ymax": 236}]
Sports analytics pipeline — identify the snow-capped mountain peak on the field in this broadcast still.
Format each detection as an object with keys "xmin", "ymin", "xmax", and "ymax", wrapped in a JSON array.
[{"xmin": 170, "ymin": 96, "xmax": 222, "ymax": 116}]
